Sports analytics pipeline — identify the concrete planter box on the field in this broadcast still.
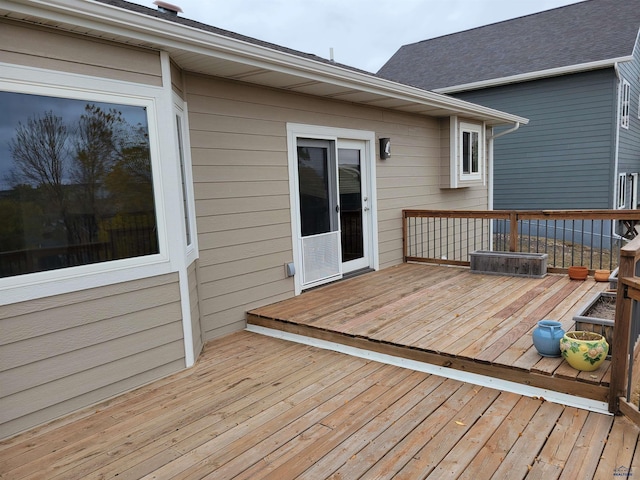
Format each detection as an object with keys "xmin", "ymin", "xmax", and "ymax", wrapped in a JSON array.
[{"xmin": 470, "ymin": 251, "xmax": 547, "ymax": 278}]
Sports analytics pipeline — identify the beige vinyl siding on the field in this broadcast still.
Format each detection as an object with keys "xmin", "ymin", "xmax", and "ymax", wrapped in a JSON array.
[
  {"xmin": 185, "ymin": 74, "xmax": 490, "ymax": 340},
  {"xmin": 439, "ymin": 116, "xmax": 452, "ymax": 187},
  {"xmin": 0, "ymin": 273, "xmax": 184, "ymax": 439},
  {"xmin": 188, "ymin": 261, "xmax": 204, "ymax": 357},
  {"xmin": 0, "ymin": 20, "xmax": 162, "ymax": 86}
]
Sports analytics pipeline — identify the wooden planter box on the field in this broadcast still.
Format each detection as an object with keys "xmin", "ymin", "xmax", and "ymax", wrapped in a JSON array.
[
  {"xmin": 470, "ymin": 251, "xmax": 547, "ymax": 278},
  {"xmin": 573, "ymin": 291, "xmax": 615, "ymax": 356}
]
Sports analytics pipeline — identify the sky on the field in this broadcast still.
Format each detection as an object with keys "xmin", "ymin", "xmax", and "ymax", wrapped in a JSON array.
[{"xmin": 136, "ymin": 0, "xmax": 585, "ymax": 73}]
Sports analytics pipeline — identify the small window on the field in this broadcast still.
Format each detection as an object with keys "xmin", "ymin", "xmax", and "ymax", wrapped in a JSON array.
[
  {"xmin": 462, "ymin": 131, "xmax": 479, "ymax": 175},
  {"xmin": 0, "ymin": 91, "xmax": 158, "ymax": 278},
  {"xmin": 175, "ymin": 114, "xmax": 191, "ymax": 247},
  {"xmin": 618, "ymin": 173, "xmax": 627, "ymax": 209},
  {"xmin": 631, "ymin": 173, "xmax": 639, "ymax": 209},
  {"xmin": 621, "ymin": 79, "xmax": 630, "ymax": 129},
  {"xmin": 459, "ymin": 122, "xmax": 483, "ymax": 180}
]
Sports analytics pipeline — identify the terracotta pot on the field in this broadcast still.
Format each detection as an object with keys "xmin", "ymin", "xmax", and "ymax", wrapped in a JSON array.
[
  {"xmin": 594, "ymin": 269, "xmax": 610, "ymax": 282},
  {"xmin": 568, "ymin": 266, "xmax": 588, "ymax": 281},
  {"xmin": 560, "ymin": 331, "xmax": 609, "ymax": 371}
]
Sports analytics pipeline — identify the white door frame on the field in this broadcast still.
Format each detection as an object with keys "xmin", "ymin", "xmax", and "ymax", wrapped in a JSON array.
[
  {"xmin": 338, "ymin": 139, "xmax": 371, "ymax": 273},
  {"xmin": 286, "ymin": 123, "xmax": 379, "ymax": 295}
]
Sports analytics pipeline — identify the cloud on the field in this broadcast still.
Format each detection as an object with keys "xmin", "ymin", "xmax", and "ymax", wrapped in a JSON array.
[{"xmin": 138, "ymin": 0, "xmax": 584, "ymax": 72}]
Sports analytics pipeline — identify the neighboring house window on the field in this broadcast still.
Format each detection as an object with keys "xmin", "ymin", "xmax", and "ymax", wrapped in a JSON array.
[
  {"xmin": 631, "ymin": 173, "xmax": 639, "ymax": 209},
  {"xmin": 618, "ymin": 173, "xmax": 627, "ymax": 209},
  {"xmin": 621, "ymin": 79, "xmax": 630, "ymax": 129},
  {"xmin": 460, "ymin": 122, "xmax": 483, "ymax": 180},
  {"xmin": 0, "ymin": 90, "xmax": 158, "ymax": 278}
]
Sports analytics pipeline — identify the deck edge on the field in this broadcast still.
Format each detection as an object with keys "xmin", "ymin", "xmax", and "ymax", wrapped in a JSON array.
[{"xmin": 246, "ymin": 324, "xmax": 611, "ymax": 415}]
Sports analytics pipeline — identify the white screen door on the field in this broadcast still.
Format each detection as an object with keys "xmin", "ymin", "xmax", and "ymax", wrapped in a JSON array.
[{"xmin": 296, "ymin": 138, "xmax": 371, "ymax": 288}]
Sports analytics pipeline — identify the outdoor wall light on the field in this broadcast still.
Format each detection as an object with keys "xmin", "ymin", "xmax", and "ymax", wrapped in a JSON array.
[{"xmin": 379, "ymin": 138, "xmax": 391, "ymax": 159}]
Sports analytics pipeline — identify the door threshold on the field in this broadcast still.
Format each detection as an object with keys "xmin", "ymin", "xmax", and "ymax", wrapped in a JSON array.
[
  {"xmin": 304, "ymin": 267, "xmax": 374, "ymax": 292},
  {"xmin": 342, "ymin": 267, "xmax": 374, "ymax": 280}
]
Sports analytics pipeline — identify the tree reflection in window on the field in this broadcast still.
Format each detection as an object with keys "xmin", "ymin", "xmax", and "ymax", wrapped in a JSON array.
[{"xmin": 0, "ymin": 91, "xmax": 158, "ymax": 277}]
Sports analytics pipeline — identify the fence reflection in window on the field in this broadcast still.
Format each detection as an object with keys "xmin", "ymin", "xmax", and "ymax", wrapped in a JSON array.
[{"xmin": 0, "ymin": 91, "xmax": 158, "ymax": 277}]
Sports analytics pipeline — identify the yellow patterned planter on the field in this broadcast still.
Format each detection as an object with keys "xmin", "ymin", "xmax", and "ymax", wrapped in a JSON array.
[{"xmin": 560, "ymin": 331, "xmax": 609, "ymax": 371}]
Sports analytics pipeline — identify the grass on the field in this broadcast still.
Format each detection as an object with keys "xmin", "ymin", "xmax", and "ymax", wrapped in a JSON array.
[{"xmin": 493, "ymin": 234, "xmax": 621, "ymax": 271}]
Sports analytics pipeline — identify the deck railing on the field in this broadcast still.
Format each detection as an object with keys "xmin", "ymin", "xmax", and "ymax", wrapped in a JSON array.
[
  {"xmin": 403, "ymin": 209, "xmax": 640, "ymax": 273},
  {"xmin": 611, "ymin": 235, "xmax": 640, "ymax": 419}
]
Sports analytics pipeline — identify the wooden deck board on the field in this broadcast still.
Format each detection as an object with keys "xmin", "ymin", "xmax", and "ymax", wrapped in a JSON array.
[
  {"xmin": 394, "ymin": 387, "xmax": 503, "ymax": 479},
  {"xmin": 1, "ymin": 332, "xmax": 637, "ymax": 479},
  {"xmin": 558, "ymin": 412, "xmax": 615, "ymax": 479},
  {"xmin": 593, "ymin": 415, "xmax": 640, "ymax": 479},
  {"xmin": 248, "ymin": 263, "xmax": 611, "ymax": 402},
  {"xmin": 520, "ymin": 406, "xmax": 589, "ymax": 480}
]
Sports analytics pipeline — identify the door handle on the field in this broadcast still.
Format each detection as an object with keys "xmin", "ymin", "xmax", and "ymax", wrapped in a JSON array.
[{"xmin": 336, "ymin": 205, "xmax": 340, "ymax": 213}]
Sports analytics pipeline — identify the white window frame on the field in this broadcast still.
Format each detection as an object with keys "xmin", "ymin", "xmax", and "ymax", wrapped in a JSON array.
[
  {"xmin": 459, "ymin": 121, "xmax": 484, "ymax": 182},
  {"xmin": 618, "ymin": 173, "xmax": 627, "ymax": 209},
  {"xmin": 0, "ymin": 63, "xmax": 178, "ymax": 305},
  {"xmin": 621, "ymin": 79, "xmax": 630, "ymax": 129},
  {"xmin": 631, "ymin": 173, "xmax": 639, "ymax": 209},
  {"xmin": 173, "ymin": 95, "xmax": 198, "ymax": 265}
]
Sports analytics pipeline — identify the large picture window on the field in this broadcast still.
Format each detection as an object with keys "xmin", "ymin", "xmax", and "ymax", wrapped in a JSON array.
[{"xmin": 0, "ymin": 91, "xmax": 158, "ymax": 278}]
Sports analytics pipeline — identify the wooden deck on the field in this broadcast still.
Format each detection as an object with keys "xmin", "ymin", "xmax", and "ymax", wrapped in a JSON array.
[
  {"xmin": 248, "ymin": 263, "xmax": 613, "ymax": 405},
  {"xmin": 1, "ymin": 331, "xmax": 638, "ymax": 479}
]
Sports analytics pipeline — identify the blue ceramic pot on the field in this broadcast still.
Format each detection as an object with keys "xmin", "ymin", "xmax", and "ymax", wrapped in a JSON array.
[{"xmin": 532, "ymin": 320, "xmax": 565, "ymax": 357}]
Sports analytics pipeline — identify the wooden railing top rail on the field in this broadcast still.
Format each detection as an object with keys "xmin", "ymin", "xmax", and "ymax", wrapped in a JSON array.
[
  {"xmin": 403, "ymin": 209, "xmax": 640, "ymax": 221},
  {"xmin": 620, "ymin": 235, "xmax": 640, "ymax": 261}
]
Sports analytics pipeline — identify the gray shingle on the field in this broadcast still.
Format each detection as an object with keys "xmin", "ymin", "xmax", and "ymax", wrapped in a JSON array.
[{"xmin": 377, "ymin": 0, "xmax": 640, "ymax": 91}]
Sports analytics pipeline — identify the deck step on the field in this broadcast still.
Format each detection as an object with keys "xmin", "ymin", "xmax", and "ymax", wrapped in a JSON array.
[{"xmin": 246, "ymin": 323, "xmax": 610, "ymax": 414}]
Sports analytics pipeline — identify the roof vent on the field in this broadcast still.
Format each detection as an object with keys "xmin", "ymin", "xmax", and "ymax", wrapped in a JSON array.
[{"xmin": 153, "ymin": 1, "xmax": 183, "ymax": 15}]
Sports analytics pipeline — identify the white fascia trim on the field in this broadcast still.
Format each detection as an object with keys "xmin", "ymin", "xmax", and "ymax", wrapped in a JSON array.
[
  {"xmin": 246, "ymin": 325, "xmax": 610, "ymax": 415},
  {"xmin": 4, "ymin": 0, "xmax": 527, "ymax": 126},
  {"xmin": 434, "ymin": 57, "xmax": 634, "ymax": 94}
]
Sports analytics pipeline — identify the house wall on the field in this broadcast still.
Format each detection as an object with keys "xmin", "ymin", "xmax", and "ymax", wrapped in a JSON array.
[
  {"xmin": 184, "ymin": 73, "xmax": 490, "ymax": 341},
  {"xmin": 0, "ymin": 21, "xmax": 189, "ymax": 440},
  {"xmin": 0, "ymin": 19, "xmax": 162, "ymax": 86},
  {"xmin": 0, "ymin": 273, "xmax": 185, "ymax": 439},
  {"xmin": 617, "ymin": 36, "xmax": 640, "ymax": 190},
  {"xmin": 188, "ymin": 261, "xmax": 204, "ymax": 357},
  {"xmin": 0, "ymin": 16, "xmax": 495, "ymax": 438},
  {"xmin": 454, "ymin": 70, "xmax": 618, "ymax": 209}
]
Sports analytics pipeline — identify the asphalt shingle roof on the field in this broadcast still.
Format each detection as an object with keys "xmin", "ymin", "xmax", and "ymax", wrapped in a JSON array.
[{"xmin": 377, "ymin": 0, "xmax": 640, "ymax": 91}]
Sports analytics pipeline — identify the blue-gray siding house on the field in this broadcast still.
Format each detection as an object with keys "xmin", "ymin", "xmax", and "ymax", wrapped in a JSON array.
[{"xmin": 378, "ymin": 0, "xmax": 640, "ymax": 213}]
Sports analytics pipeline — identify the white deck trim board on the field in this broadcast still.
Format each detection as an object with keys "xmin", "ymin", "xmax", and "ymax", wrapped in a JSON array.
[{"xmin": 246, "ymin": 324, "xmax": 611, "ymax": 415}]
